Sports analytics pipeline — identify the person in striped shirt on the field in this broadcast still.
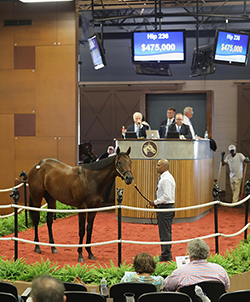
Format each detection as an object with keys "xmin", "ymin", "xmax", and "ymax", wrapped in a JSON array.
[{"xmin": 163, "ymin": 238, "xmax": 230, "ymax": 291}]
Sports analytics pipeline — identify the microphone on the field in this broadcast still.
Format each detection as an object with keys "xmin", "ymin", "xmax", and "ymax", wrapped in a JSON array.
[{"xmin": 137, "ymin": 121, "xmax": 141, "ymax": 126}]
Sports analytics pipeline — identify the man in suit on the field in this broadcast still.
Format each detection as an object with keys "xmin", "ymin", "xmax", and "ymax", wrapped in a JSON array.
[
  {"xmin": 122, "ymin": 112, "xmax": 149, "ymax": 138},
  {"xmin": 159, "ymin": 107, "xmax": 176, "ymax": 138},
  {"xmin": 168, "ymin": 113, "xmax": 192, "ymax": 139},
  {"xmin": 98, "ymin": 145, "xmax": 115, "ymax": 160}
]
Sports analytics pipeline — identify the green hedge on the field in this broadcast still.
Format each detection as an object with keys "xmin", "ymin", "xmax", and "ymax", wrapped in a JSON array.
[
  {"xmin": 0, "ymin": 236, "xmax": 250, "ymax": 285},
  {"xmin": 1, "ymin": 203, "xmax": 250, "ymax": 285}
]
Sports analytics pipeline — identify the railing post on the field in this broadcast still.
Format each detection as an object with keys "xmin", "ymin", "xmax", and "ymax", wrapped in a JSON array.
[
  {"xmin": 244, "ymin": 180, "xmax": 250, "ymax": 240},
  {"xmin": 117, "ymin": 188, "xmax": 123, "ymax": 267},
  {"xmin": 10, "ymin": 187, "xmax": 20, "ymax": 261},
  {"xmin": 212, "ymin": 183, "xmax": 221, "ymax": 254},
  {"xmin": 19, "ymin": 171, "xmax": 28, "ymax": 227}
]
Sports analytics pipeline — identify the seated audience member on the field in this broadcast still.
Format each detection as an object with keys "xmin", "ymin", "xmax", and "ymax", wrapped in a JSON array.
[
  {"xmin": 163, "ymin": 239, "xmax": 230, "ymax": 292},
  {"xmin": 183, "ymin": 107, "xmax": 196, "ymax": 139},
  {"xmin": 122, "ymin": 112, "xmax": 149, "ymax": 138},
  {"xmin": 159, "ymin": 107, "xmax": 176, "ymax": 138},
  {"xmin": 31, "ymin": 275, "xmax": 66, "ymax": 302},
  {"xmin": 121, "ymin": 252, "xmax": 164, "ymax": 292},
  {"xmin": 168, "ymin": 113, "xmax": 192, "ymax": 139},
  {"xmin": 98, "ymin": 145, "xmax": 115, "ymax": 160}
]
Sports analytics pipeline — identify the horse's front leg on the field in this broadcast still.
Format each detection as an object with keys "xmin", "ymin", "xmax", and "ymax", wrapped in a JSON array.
[
  {"xmin": 86, "ymin": 212, "xmax": 97, "ymax": 260},
  {"xmin": 77, "ymin": 212, "xmax": 86, "ymax": 262},
  {"xmin": 47, "ymin": 211, "xmax": 58, "ymax": 254}
]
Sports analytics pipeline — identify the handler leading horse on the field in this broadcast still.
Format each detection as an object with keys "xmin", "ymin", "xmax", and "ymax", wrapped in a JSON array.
[{"xmin": 28, "ymin": 147, "xmax": 133, "ymax": 262}]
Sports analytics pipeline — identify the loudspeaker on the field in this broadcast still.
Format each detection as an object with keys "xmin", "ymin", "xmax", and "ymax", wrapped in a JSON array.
[{"xmin": 133, "ymin": 62, "xmax": 172, "ymax": 76}]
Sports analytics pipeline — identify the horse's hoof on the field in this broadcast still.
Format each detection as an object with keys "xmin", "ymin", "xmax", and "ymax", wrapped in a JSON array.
[
  {"xmin": 78, "ymin": 256, "xmax": 84, "ymax": 262},
  {"xmin": 88, "ymin": 254, "xmax": 95, "ymax": 260},
  {"xmin": 51, "ymin": 247, "xmax": 58, "ymax": 254},
  {"xmin": 34, "ymin": 246, "xmax": 41, "ymax": 254}
]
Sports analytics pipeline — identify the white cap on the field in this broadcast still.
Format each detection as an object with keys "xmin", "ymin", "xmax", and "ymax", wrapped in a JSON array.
[{"xmin": 228, "ymin": 145, "xmax": 236, "ymax": 151}]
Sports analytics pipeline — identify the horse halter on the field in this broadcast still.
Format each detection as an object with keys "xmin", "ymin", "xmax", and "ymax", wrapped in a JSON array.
[{"xmin": 115, "ymin": 154, "xmax": 132, "ymax": 180}]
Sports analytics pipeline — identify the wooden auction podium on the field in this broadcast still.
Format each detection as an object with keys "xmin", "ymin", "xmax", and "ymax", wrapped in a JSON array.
[{"xmin": 115, "ymin": 139, "xmax": 214, "ymax": 223}]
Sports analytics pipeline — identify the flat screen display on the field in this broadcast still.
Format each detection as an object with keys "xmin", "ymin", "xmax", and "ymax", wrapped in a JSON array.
[
  {"xmin": 132, "ymin": 30, "xmax": 186, "ymax": 64},
  {"xmin": 213, "ymin": 29, "xmax": 250, "ymax": 66},
  {"xmin": 87, "ymin": 34, "xmax": 106, "ymax": 70}
]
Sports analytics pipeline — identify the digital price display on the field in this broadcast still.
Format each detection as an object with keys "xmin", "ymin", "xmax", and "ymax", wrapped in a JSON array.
[
  {"xmin": 132, "ymin": 30, "xmax": 186, "ymax": 64},
  {"xmin": 213, "ymin": 29, "xmax": 250, "ymax": 66},
  {"xmin": 88, "ymin": 34, "xmax": 106, "ymax": 70}
]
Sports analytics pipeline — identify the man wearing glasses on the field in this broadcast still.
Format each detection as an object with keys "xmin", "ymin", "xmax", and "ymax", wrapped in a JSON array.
[{"xmin": 168, "ymin": 113, "xmax": 192, "ymax": 139}]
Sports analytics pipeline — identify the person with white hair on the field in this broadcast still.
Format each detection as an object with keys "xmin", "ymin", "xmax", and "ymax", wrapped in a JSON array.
[
  {"xmin": 222, "ymin": 145, "xmax": 249, "ymax": 203},
  {"xmin": 122, "ymin": 112, "xmax": 149, "ymax": 138},
  {"xmin": 163, "ymin": 239, "xmax": 230, "ymax": 291},
  {"xmin": 183, "ymin": 106, "xmax": 195, "ymax": 139}
]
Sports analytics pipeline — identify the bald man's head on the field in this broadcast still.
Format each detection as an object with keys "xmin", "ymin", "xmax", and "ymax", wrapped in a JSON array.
[{"xmin": 156, "ymin": 159, "xmax": 170, "ymax": 175}]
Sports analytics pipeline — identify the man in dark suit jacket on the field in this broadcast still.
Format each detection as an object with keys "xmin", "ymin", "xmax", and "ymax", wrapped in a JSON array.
[
  {"xmin": 159, "ymin": 107, "xmax": 176, "ymax": 138},
  {"xmin": 123, "ymin": 112, "xmax": 149, "ymax": 138},
  {"xmin": 168, "ymin": 113, "xmax": 192, "ymax": 139},
  {"xmin": 98, "ymin": 146, "xmax": 115, "ymax": 160}
]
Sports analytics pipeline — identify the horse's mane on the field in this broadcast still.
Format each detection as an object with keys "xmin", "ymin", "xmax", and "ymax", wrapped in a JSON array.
[{"xmin": 80, "ymin": 154, "xmax": 116, "ymax": 171}]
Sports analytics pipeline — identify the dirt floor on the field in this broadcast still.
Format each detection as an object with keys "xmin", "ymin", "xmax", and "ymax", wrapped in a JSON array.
[{"xmin": 0, "ymin": 206, "xmax": 248, "ymax": 268}]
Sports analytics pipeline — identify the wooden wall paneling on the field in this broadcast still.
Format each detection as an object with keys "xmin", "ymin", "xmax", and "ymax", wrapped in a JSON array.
[
  {"xmin": 116, "ymin": 157, "xmax": 213, "ymax": 220},
  {"xmin": 0, "ymin": 115, "xmax": 15, "ymax": 214},
  {"xmin": 0, "ymin": 27, "xmax": 13, "ymax": 69},
  {"xmin": 14, "ymin": 136, "xmax": 58, "ymax": 180},
  {"xmin": 0, "ymin": 2, "xmax": 13, "ymax": 20},
  {"xmin": 114, "ymin": 88, "xmax": 143, "ymax": 136},
  {"xmin": 13, "ymin": 2, "xmax": 57, "ymax": 46},
  {"xmin": 80, "ymin": 87, "xmax": 144, "ymax": 156},
  {"xmin": 81, "ymin": 88, "xmax": 114, "ymax": 140},
  {"xmin": 80, "ymin": 88, "xmax": 110, "ymax": 157},
  {"xmin": 117, "ymin": 159, "xmax": 157, "ymax": 219},
  {"xmin": 36, "ymin": 45, "xmax": 76, "ymax": 137},
  {"xmin": 14, "ymin": 46, "xmax": 35, "ymax": 69},
  {"xmin": 14, "ymin": 114, "xmax": 36, "ymax": 136},
  {"xmin": 0, "ymin": 70, "xmax": 35, "ymax": 113},
  {"xmin": 57, "ymin": 136, "xmax": 77, "ymax": 166},
  {"xmin": 57, "ymin": 2, "xmax": 76, "ymax": 45},
  {"xmin": 206, "ymin": 90, "xmax": 214, "ymax": 138}
]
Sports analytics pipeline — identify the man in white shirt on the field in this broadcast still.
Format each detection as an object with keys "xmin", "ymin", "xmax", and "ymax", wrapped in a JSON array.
[
  {"xmin": 222, "ymin": 144, "xmax": 249, "ymax": 203},
  {"xmin": 149, "ymin": 159, "xmax": 175, "ymax": 262},
  {"xmin": 183, "ymin": 107, "xmax": 195, "ymax": 139}
]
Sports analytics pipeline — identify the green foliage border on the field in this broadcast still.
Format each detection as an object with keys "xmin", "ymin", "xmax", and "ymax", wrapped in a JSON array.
[{"xmin": 1, "ymin": 202, "xmax": 250, "ymax": 285}]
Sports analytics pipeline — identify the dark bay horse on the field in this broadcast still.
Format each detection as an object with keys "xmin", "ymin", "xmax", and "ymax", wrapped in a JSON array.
[
  {"xmin": 79, "ymin": 141, "xmax": 97, "ymax": 163},
  {"xmin": 28, "ymin": 147, "xmax": 133, "ymax": 262}
]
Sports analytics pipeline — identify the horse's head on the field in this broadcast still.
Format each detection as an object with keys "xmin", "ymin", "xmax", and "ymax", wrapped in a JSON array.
[
  {"xmin": 79, "ymin": 141, "xmax": 97, "ymax": 161},
  {"xmin": 115, "ymin": 147, "xmax": 134, "ymax": 185}
]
